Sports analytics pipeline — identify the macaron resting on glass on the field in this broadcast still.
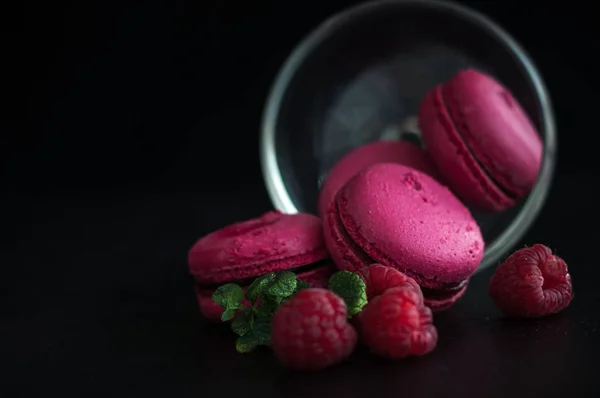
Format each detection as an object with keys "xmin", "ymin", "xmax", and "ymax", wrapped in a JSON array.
[{"xmin": 419, "ymin": 69, "xmax": 543, "ymax": 213}]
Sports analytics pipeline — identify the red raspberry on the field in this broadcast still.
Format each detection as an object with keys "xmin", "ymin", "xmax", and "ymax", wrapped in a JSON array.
[
  {"xmin": 271, "ymin": 288, "xmax": 357, "ymax": 370},
  {"xmin": 489, "ymin": 244, "xmax": 573, "ymax": 317},
  {"xmin": 355, "ymin": 264, "xmax": 423, "ymax": 302},
  {"xmin": 358, "ymin": 286, "xmax": 437, "ymax": 359}
]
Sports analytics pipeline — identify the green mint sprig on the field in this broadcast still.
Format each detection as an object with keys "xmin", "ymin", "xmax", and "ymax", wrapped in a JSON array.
[
  {"xmin": 328, "ymin": 270, "xmax": 368, "ymax": 317},
  {"xmin": 211, "ymin": 270, "xmax": 308, "ymax": 354},
  {"xmin": 212, "ymin": 269, "xmax": 367, "ymax": 354},
  {"xmin": 211, "ymin": 283, "xmax": 245, "ymax": 321}
]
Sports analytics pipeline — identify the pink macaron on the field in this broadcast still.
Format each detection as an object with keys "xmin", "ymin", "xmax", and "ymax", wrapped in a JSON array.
[
  {"xmin": 188, "ymin": 211, "xmax": 334, "ymax": 320},
  {"xmin": 419, "ymin": 69, "xmax": 543, "ymax": 213},
  {"xmin": 317, "ymin": 140, "xmax": 440, "ymax": 219},
  {"xmin": 324, "ymin": 163, "xmax": 484, "ymax": 311}
]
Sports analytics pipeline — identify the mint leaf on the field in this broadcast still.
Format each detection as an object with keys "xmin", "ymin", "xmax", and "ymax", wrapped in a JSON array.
[
  {"xmin": 212, "ymin": 283, "xmax": 244, "ymax": 310},
  {"xmin": 234, "ymin": 317, "xmax": 271, "ymax": 354},
  {"xmin": 212, "ymin": 283, "xmax": 245, "ymax": 321},
  {"xmin": 328, "ymin": 271, "xmax": 368, "ymax": 316},
  {"xmin": 252, "ymin": 316, "xmax": 272, "ymax": 346},
  {"xmin": 231, "ymin": 311, "xmax": 253, "ymax": 336},
  {"xmin": 265, "ymin": 271, "xmax": 297, "ymax": 299},
  {"xmin": 221, "ymin": 308, "xmax": 237, "ymax": 321},
  {"xmin": 220, "ymin": 272, "xmax": 297, "ymax": 354},
  {"xmin": 235, "ymin": 335, "xmax": 259, "ymax": 353},
  {"xmin": 254, "ymin": 300, "xmax": 278, "ymax": 318},
  {"xmin": 295, "ymin": 279, "xmax": 310, "ymax": 292},
  {"xmin": 246, "ymin": 273, "xmax": 276, "ymax": 303}
]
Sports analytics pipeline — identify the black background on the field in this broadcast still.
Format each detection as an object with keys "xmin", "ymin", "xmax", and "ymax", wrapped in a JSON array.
[{"xmin": 6, "ymin": 0, "xmax": 600, "ymax": 396}]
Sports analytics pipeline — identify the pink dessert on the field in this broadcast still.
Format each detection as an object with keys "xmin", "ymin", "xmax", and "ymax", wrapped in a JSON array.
[
  {"xmin": 419, "ymin": 69, "xmax": 543, "ymax": 212},
  {"xmin": 324, "ymin": 163, "xmax": 484, "ymax": 310},
  {"xmin": 317, "ymin": 140, "xmax": 440, "ymax": 218},
  {"xmin": 188, "ymin": 211, "xmax": 334, "ymax": 320}
]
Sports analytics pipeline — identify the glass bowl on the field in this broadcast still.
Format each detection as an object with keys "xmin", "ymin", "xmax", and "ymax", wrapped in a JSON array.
[{"xmin": 260, "ymin": 0, "xmax": 556, "ymax": 272}]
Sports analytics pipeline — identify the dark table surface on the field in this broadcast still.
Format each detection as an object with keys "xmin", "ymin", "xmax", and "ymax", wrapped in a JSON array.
[{"xmin": 8, "ymin": 1, "xmax": 600, "ymax": 396}]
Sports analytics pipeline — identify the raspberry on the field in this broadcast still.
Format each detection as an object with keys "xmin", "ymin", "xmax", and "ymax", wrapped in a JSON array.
[
  {"xmin": 358, "ymin": 286, "xmax": 437, "ymax": 359},
  {"xmin": 489, "ymin": 244, "xmax": 573, "ymax": 317},
  {"xmin": 270, "ymin": 288, "xmax": 357, "ymax": 370},
  {"xmin": 355, "ymin": 264, "xmax": 423, "ymax": 302}
]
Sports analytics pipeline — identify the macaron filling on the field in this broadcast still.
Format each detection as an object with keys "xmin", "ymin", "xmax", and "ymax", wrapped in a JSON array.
[
  {"xmin": 440, "ymin": 83, "xmax": 520, "ymax": 201},
  {"xmin": 419, "ymin": 279, "xmax": 469, "ymax": 301},
  {"xmin": 191, "ymin": 246, "xmax": 329, "ymax": 286},
  {"xmin": 193, "ymin": 259, "xmax": 333, "ymax": 290},
  {"xmin": 327, "ymin": 200, "xmax": 373, "ymax": 272},
  {"xmin": 424, "ymin": 86, "xmax": 514, "ymax": 211}
]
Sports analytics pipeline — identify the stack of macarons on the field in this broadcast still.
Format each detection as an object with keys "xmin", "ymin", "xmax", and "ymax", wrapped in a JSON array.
[{"xmin": 188, "ymin": 68, "xmax": 543, "ymax": 318}]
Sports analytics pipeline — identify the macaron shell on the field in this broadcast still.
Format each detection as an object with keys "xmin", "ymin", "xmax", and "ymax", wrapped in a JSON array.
[
  {"xmin": 323, "ymin": 198, "xmax": 373, "ymax": 272},
  {"xmin": 337, "ymin": 163, "xmax": 484, "ymax": 287},
  {"xmin": 419, "ymin": 85, "xmax": 514, "ymax": 212},
  {"xmin": 317, "ymin": 141, "xmax": 441, "ymax": 218},
  {"xmin": 188, "ymin": 211, "xmax": 328, "ymax": 285},
  {"xmin": 445, "ymin": 69, "xmax": 542, "ymax": 198}
]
